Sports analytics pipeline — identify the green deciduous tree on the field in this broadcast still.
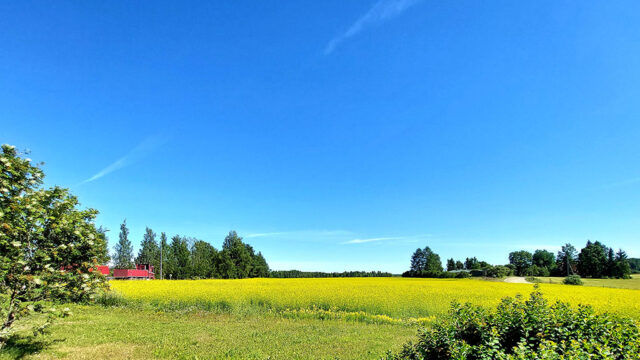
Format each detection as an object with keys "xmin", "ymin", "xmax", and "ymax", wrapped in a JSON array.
[
  {"xmin": 191, "ymin": 240, "xmax": 216, "ymax": 278},
  {"xmin": 246, "ymin": 244, "xmax": 269, "ymax": 278},
  {"xmin": 556, "ymin": 243, "xmax": 577, "ymax": 276},
  {"xmin": 410, "ymin": 248, "xmax": 426, "ymax": 272},
  {"xmin": 577, "ymin": 240, "xmax": 608, "ymax": 278},
  {"xmin": 0, "ymin": 144, "xmax": 107, "ymax": 346},
  {"xmin": 446, "ymin": 258, "xmax": 455, "ymax": 271},
  {"xmin": 464, "ymin": 257, "xmax": 480, "ymax": 270},
  {"xmin": 220, "ymin": 231, "xmax": 252, "ymax": 279},
  {"xmin": 408, "ymin": 246, "xmax": 442, "ymax": 275},
  {"xmin": 171, "ymin": 235, "xmax": 191, "ymax": 279},
  {"xmin": 532, "ymin": 249, "xmax": 555, "ymax": 269},
  {"xmin": 508, "ymin": 250, "xmax": 532, "ymax": 276}
]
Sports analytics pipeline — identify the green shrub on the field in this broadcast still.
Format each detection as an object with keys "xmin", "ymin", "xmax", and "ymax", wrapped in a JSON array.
[
  {"xmin": 524, "ymin": 276, "xmax": 540, "ymax": 283},
  {"xmin": 563, "ymin": 275, "xmax": 583, "ymax": 285},
  {"xmin": 469, "ymin": 269, "xmax": 485, "ymax": 277},
  {"xmin": 385, "ymin": 289, "xmax": 640, "ymax": 359},
  {"xmin": 486, "ymin": 265, "xmax": 513, "ymax": 278},
  {"xmin": 525, "ymin": 265, "xmax": 550, "ymax": 277}
]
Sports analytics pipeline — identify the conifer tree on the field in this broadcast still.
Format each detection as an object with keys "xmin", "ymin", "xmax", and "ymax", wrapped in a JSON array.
[
  {"xmin": 136, "ymin": 227, "xmax": 159, "ymax": 270},
  {"xmin": 113, "ymin": 220, "xmax": 134, "ymax": 269},
  {"xmin": 159, "ymin": 232, "xmax": 169, "ymax": 279}
]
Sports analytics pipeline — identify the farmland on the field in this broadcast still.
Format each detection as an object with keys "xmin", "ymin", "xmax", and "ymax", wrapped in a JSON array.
[
  {"xmin": 110, "ymin": 277, "xmax": 640, "ymax": 320},
  {"xmin": 2, "ymin": 277, "xmax": 640, "ymax": 359}
]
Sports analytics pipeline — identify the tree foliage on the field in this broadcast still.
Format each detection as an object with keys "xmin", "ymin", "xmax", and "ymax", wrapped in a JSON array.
[
  {"xmin": 577, "ymin": 240, "xmax": 608, "ymax": 278},
  {"xmin": 135, "ymin": 227, "xmax": 159, "ymax": 271},
  {"xmin": 157, "ymin": 231, "xmax": 270, "ymax": 280},
  {"xmin": 508, "ymin": 251, "xmax": 533, "ymax": 276},
  {"xmin": 446, "ymin": 258, "xmax": 456, "ymax": 271},
  {"xmin": 464, "ymin": 257, "xmax": 480, "ymax": 270},
  {"xmin": 573, "ymin": 240, "xmax": 631, "ymax": 279},
  {"xmin": 0, "ymin": 144, "xmax": 108, "ymax": 346},
  {"xmin": 557, "ymin": 243, "xmax": 577, "ymax": 276},
  {"xmin": 386, "ymin": 289, "xmax": 640, "ymax": 359},
  {"xmin": 113, "ymin": 220, "xmax": 133, "ymax": 269},
  {"xmin": 532, "ymin": 249, "xmax": 555, "ymax": 269},
  {"xmin": 408, "ymin": 246, "xmax": 443, "ymax": 276}
]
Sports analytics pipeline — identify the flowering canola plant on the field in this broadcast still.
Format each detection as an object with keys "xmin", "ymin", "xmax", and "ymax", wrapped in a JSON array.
[{"xmin": 110, "ymin": 278, "xmax": 640, "ymax": 323}]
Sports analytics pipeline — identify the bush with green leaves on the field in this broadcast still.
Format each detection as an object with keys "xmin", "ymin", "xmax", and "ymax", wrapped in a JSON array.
[
  {"xmin": 486, "ymin": 265, "xmax": 513, "ymax": 278},
  {"xmin": 386, "ymin": 289, "xmax": 640, "ymax": 359},
  {"xmin": 0, "ymin": 144, "xmax": 108, "ymax": 347},
  {"xmin": 563, "ymin": 275, "xmax": 583, "ymax": 285}
]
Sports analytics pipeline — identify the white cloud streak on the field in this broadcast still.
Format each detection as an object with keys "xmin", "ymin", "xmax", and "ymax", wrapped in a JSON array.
[
  {"xmin": 342, "ymin": 234, "xmax": 433, "ymax": 245},
  {"xmin": 245, "ymin": 230, "xmax": 353, "ymax": 239},
  {"xmin": 243, "ymin": 230, "xmax": 432, "ymax": 245},
  {"xmin": 342, "ymin": 236, "xmax": 399, "ymax": 244},
  {"xmin": 325, "ymin": 0, "xmax": 423, "ymax": 55},
  {"xmin": 80, "ymin": 136, "xmax": 165, "ymax": 184}
]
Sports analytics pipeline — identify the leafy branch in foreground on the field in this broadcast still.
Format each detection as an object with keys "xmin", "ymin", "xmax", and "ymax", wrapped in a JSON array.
[
  {"xmin": 0, "ymin": 144, "xmax": 108, "ymax": 347},
  {"xmin": 386, "ymin": 287, "xmax": 640, "ymax": 359}
]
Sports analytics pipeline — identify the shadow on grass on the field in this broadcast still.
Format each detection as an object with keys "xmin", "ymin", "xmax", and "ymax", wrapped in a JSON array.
[{"xmin": 0, "ymin": 336, "xmax": 65, "ymax": 359}]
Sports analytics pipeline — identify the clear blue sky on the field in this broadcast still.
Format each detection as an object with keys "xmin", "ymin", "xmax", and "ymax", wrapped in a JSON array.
[{"xmin": 2, "ymin": 1, "xmax": 639, "ymax": 273}]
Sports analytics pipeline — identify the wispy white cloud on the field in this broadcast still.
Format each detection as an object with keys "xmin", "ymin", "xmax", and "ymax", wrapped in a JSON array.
[
  {"xmin": 243, "ymin": 230, "xmax": 433, "ymax": 246},
  {"xmin": 342, "ymin": 236, "xmax": 399, "ymax": 244},
  {"xmin": 80, "ymin": 136, "xmax": 166, "ymax": 184},
  {"xmin": 242, "ymin": 230, "xmax": 354, "ymax": 242},
  {"xmin": 342, "ymin": 234, "xmax": 432, "ymax": 245},
  {"xmin": 325, "ymin": 0, "xmax": 423, "ymax": 55}
]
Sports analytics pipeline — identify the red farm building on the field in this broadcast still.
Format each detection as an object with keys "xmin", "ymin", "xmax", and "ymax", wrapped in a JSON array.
[
  {"xmin": 61, "ymin": 264, "xmax": 110, "ymax": 276},
  {"xmin": 112, "ymin": 264, "xmax": 155, "ymax": 280},
  {"xmin": 95, "ymin": 265, "xmax": 110, "ymax": 275}
]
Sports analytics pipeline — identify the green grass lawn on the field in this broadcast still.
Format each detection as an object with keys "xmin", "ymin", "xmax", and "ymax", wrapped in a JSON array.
[
  {"xmin": 533, "ymin": 274, "xmax": 640, "ymax": 290},
  {"xmin": 0, "ymin": 305, "xmax": 416, "ymax": 360}
]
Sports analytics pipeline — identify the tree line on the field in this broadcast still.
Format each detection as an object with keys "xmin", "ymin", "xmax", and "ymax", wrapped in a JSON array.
[
  {"xmin": 269, "ymin": 270, "xmax": 393, "ymax": 278},
  {"xmin": 404, "ymin": 240, "xmax": 633, "ymax": 279},
  {"xmin": 507, "ymin": 241, "xmax": 631, "ymax": 278},
  {"xmin": 112, "ymin": 221, "xmax": 269, "ymax": 279},
  {"xmin": 630, "ymin": 258, "xmax": 640, "ymax": 273}
]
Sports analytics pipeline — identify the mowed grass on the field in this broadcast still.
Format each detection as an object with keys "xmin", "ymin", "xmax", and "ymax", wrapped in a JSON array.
[
  {"xmin": 0, "ymin": 305, "xmax": 415, "ymax": 360},
  {"xmin": 533, "ymin": 274, "xmax": 640, "ymax": 290},
  {"xmin": 111, "ymin": 277, "xmax": 640, "ymax": 320}
]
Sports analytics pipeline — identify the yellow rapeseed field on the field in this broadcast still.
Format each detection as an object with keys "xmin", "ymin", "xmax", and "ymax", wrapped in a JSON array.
[{"xmin": 110, "ymin": 278, "xmax": 640, "ymax": 323}]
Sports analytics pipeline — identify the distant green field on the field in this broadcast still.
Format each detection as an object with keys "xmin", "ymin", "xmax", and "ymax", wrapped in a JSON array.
[{"xmin": 533, "ymin": 274, "xmax": 640, "ymax": 290}]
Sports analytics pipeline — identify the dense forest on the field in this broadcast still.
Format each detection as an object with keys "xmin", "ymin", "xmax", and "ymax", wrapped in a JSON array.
[
  {"xmin": 630, "ymin": 258, "xmax": 640, "ymax": 273},
  {"xmin": 112, "ymin": 223, "xmax": 269, "ymax": 279},
  {"xmin": 405, "ymin": 240, "xmax": 633, "ymax": 279}
]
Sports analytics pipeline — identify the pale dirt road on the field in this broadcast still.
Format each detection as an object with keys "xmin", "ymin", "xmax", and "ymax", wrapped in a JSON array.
[{"xmin": 504, "ymin": 276, "xmax": 531, "ymax": 284}]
